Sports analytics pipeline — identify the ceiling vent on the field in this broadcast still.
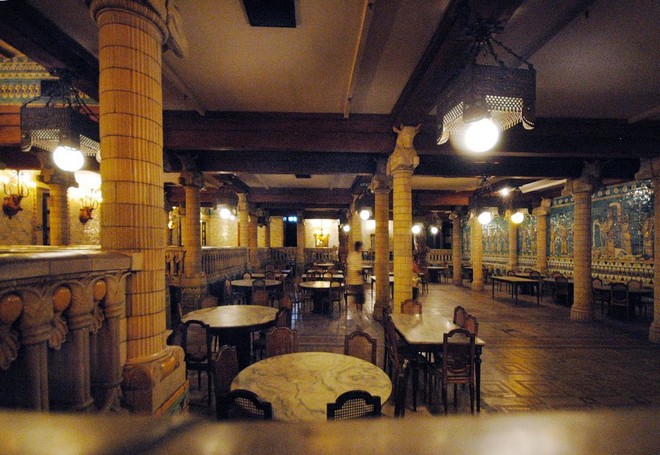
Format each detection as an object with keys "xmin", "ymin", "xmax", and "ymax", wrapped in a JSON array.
[{"xmin": 243, "ymin": 0, "xmax": 296, "ymax": 28}]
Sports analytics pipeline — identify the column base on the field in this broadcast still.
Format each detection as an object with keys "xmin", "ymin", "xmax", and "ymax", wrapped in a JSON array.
[
  {"xmin": 452, "ymin": 278, "xmax": 462, "ymax": 286},
  {"xmin": 570, "ymin": 305, "xmax": 594, "ymax": 321},
  {"xmin": 649, "ymin": 320, "xmax": 660, "ymax": 343},
  {"xmin": 471, "ymin": 280, "xmax": 484, "ymax": 292},
  {"xmin": 122, "ymin": 346, "xmax": 188, "ymax": 415}
]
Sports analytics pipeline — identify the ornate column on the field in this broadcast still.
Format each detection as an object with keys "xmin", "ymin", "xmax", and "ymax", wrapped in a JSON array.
[
  {"xmin": 263, "ymin": 218, "xmax": 271, "ymax": 248},
  {"xmin": 177, "ymin": 173, "xmax": 208, "ymax": 313},
  {"xmin": 450, "ymin": 211, "xmax": 463, "ymax": 286},
  {"xmin": 296, "ymin": 211, "xmax": 305, "ymax": 275},
  {"xmin": 89, "ymin": 0, "xmax": 187, "ymax": 414},
  {"xmin": 371, "ymin": 160, "xmax": 391, "ymax": 320},
  {"xmin": 47, "ymin": 177, "xmax": 70, "ymax": 246},
  {"xmin": 636, "ymin": 158, "xmax": 660, "ymax": 342},
  {"xmin": 533, "ymin": 198, "xmax": 551, "ymax": 273},
  {"xmin": 507, "ymin": 210, "xmax": 518, "ymax": 271},
  {"xmin": 237, "ymin": 193, "xmax": 249, "ymax": 248},
  {"xmin": 387, "ymin": 125, "xmax": 420, "ymax": 312},
  {"xmin": 248, "ymin": 207, "xmax": 259, "ymax": 269},
  {"xmin": 471, "ymin": 214, "xmax": 484, "ymax": 291},
  {"xmin": 350, "ymin": 195, "xmax": 362, "ymax": 248},
  {"xmin": 564, "ymin": 164, "xmax": 600, "ymax": 321}
]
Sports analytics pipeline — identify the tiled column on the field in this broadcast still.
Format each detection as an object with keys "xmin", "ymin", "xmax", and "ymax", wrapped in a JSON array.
[
  {"xmin": 637, "ymin": 158, "xmax": 660, "ymax": 342},
  {"xmin": 48, "ymin": 178, "xmax": 70, "ymax": 246},
  {"xmin": 296, "ymin": 212, "xmax": 305, "ymax": 274},
  {"xmin": 471, "ymin": 214, "xmax": 484, "ymax": 291},
  {"xmin": 237, "ymin": 193, "xmax": 249, "ymax": 249},
  {"xmin": 507, "ymin": 211, "xmax": 518, "ymax": 271},
  {"xmin": 248, "ymin": 207, "xmax": 258, "ymax": 269},
  {"xmin": 387, "ymin": 126, "xmax": 420, "ymax": 313},
  {"xmin": 179, "ymin": 177, "xmax": 207, "ymax": 313},
  {"xmin": 450, "ymin": 211, "xmax": 463, "ymax": 285},
  {"xmin": 350, "ymin": 196, "xmax": 362, "ymax": 248},
  {"xmin": 371, "ymin": 161, "xmax": 391, "ymax": 320},
  {"xmin": 564, "ymin": 168, "xmax": 599, "ymax": 321},
  {"xmin": 533, "ymin": 198, "xmax": 551, "ymax": 273},
  {"xmin": 263, "ymin": 219, "xmax": 271, "ymax": 248},
  {"xmin": 89, "ymin": 0, "xmax": 187, "ymax": 414}
]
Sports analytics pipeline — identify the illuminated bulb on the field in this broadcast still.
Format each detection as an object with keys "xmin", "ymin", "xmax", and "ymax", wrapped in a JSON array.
[
  {"xmin": 359, "ymin": 209, "xmax": 370, "ymax": 220},
  {"xmin": 465, "ymin": 118, "xmax": 500, "ymax": 153},
  {"xmin": 342, "ymin": 224, "xmax": 351, "ymax": 233},
  {"xmin": 511, "ymin": 211, "xmax": 525, "ymax": 224},
  {"xmin": 220, "ymin": 208, "xmax": 231, "ymax": 219},
  {"xmin": 411, "ymin": 225, "xmax": 421, "ymax": 235},
  {"xmin": 499, "ymin": 187, "xmax": 511, "ymax": 197},
  {"xmin": 53, "ymin": 146, "xmax": 84, "ymax": 172},
  {"xmin": 430, "ymin": 226, "xmax": 439, "ymax": 235},
  {"xmin": 478, "ymin": 211, "xmax": 492, "ymax": 225}
]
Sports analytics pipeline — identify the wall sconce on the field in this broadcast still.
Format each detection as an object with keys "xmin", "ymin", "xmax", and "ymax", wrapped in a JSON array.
[
  {"xmin": 73, "ymin": 170, "xmax": 101, "ymax": 224},
  {"xmin": 0, "ymin": 170, "xmax": 35, "ymax": 219}
]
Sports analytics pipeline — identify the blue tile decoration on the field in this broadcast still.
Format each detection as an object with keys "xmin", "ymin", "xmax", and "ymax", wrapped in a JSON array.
[{"xmin": 518, "ymin": 213, "xmax": 537, "ymax": 257}]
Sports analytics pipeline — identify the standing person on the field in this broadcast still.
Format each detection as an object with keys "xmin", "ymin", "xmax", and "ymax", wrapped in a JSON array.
[{"xmin": 346, "ymin": 241, "xmax": 365, "ymax": 310}]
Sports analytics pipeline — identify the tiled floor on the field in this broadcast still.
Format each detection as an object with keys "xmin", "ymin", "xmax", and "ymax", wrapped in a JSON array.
[{"xmin": 187, "ymin": 280, "xmax": 660, "ymax": 419}]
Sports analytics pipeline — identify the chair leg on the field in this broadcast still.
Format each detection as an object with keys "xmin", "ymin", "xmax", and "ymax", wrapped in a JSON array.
[
  {"xmin": 469, "ymin": 383, "xmax": 475, "ymax": 414},
  {"xmin": 442, "ymin": 385, "xmax": 448, "ymax": 414}
]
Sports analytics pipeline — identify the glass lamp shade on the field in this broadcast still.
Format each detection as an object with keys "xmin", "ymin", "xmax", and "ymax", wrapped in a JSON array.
[
  {"xmin": 511, "ymin": 211, "xmax": 525, "ymax": 224},
  {"xmin": 477, "ymin": 211, "xmax": 493, "ymax": 225},
  {"xmin": 219, "ymin": 208, "xmax": 232, "ymax": 219},
  {"xmin": 53, "ymin": 146, "xmax": 84, "ymax": 172},
  {"xmin": 465, "ymin": 118, "xmax": 500, "ymax": 153},
  {"xmin": 430, "ymin": 226, "xmax": 439, "ymax": 235},
  {"xmin": 342, "ymin": 224, "xmax": 351, "ymax": 233},
  {"xmin": 74, "ymin": 170, "xmax": 101, "ymax": 190},
  {"xmin": 359, "ymin": 209, "xmax": 370, "ymax": 220},
  {"xmin": 411, "ymin": 225, "xmax": 422, "ymax": 234}
]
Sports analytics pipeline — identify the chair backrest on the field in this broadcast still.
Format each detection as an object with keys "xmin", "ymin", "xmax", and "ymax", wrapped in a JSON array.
[
  {"xmin": 266, "ymin": 326, "xmax": 298, "ymax": 357},
  {"xmin": 223, "ymin": 279, "xmax": 233, "ymax": 302},
  {"xmin": 181, "ymin": 319, "xmax": 212, "ymax": 364},
  {"xmin": 218, "ymin": 389, "xmax": 273, "ymax": 420},
  {"xmin": 327, "ymin": 390, "xmax": 381, "ymax": 420},
  {"xmin": 610, "ymin": 282, "xmax": 629, "ymax": 304},
  {"xmin": 453, "ymin": 305, "xmax": 468, "ymax": 327},
  {"xmin": 252, "ymin": 278, "xmax": 266, "ymax": 290},
  {"xmin": 264, "ymin": 264, "xmax": 275, "ymax": 272},
  {"xmin": 463, "ymin": 313, "xmax": 479, "ymax": 336},
  {"xmin": 201, "ymin": 295, "xmax": 218, "ymax": 308},
  {"xmin": 627, "ymin": 279, "xmax": 642, "ymax": 290},
  {"xmin": 384, "ymin": 314, "xmax": 400, "ymax": 368},
  {"xmin": 529, "ymin": 270, "xmax": 541, "ymax": 279},
  {"xmin": 322, "ymin": 272, "xmax": 333, "ymax": 281},
  {"xmin": 442, "ymin": 328, "xmax": 476, "ymax": 383},
  {"xmin": 592, "ymin": 277, "xmax": 603, "ymax": 288},
  {"xmin": 242, "ymin": 272, "xmax": 252, "ymax": 279},
  {"xmin": 279, "ymin": 295, "xmax": 293, "ymax": 313},
  {"xmin": 265, "ymin": 271, "xmax": 276, "ymax": 280},
  {"xmin": 344, "ymin": 330, "xmax": 377, "ymax": 365},
  {"xmin": 213, "ymin": 345, "xmax": 239, "ymax": 415},
  {"xmin": 400, "ymin": 299, "xmax": 422, "ymax": 314},
  {"xmin": 506, "ymin": 270, "xmax": 516, "ymax": 276},
  {"xmin": 251, "ymin": 289, "xmax": 270, "ymax": 306},
  {"xmin": 274, "ymin": 306, "xmax": 291, "ymax": 328}
]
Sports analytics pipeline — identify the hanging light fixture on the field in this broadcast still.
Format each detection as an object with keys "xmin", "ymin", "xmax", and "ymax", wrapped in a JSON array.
[
  {"xmin": 436, "ymin": 18, "xmax": 535, "ymax": 153},
  {"xmin": 510, "ymin": 211, "xmax": 525, "ymax": 224},
  {"xmin": 20, "ymin": 70, "xmax": 100, "ymax": 172}
]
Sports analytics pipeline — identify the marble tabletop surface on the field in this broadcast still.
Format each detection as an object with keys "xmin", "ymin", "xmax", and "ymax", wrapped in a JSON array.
[
  {"xmin": 391, "ymin": 314, "xmax": 485, "ymax": 347},
  {"xmin": 231, "ymin": 279, "xmax": 282, "ymax": 288},
  {"xmin": 182, "ymin": 305, "xmax": 277, "ymax": 329},
  {"xmin": 298, "ymin": 280, "xmax": 343, "ymax": 289},
  {"xmin": 231, "ymin": 352, "xmax": 392, "ymax": 422}
]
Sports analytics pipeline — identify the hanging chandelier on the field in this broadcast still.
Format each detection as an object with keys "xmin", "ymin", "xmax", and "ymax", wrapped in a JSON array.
[
  {"xmin": 20, "ymin": 70, "xmax": 100, "ymax": 171},
  {"xmin": 436, "ymin": 18, "xmax": 536, "ymax": 152}
]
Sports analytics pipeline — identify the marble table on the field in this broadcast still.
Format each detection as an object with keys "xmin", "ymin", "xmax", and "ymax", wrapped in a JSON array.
[
  {"xmin": 298, "ymin": 280, "xmax": 343, "ymax": 314},
  {"xmin": 231, "ymin": 352, "xmax": 392, "ymax": 422},
  {"xmin": 183, "ymin": 305, "xmax": 277, "ymax": 369}
]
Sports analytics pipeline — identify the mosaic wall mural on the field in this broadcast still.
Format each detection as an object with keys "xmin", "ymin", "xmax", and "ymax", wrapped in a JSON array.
[
  {"xmin": 548, "ymin": 196, "xmax": 575, "ymax": 258},
  {"xmin": 517, "ymin": 213, "xmax": 537, "ymax": 257},
  {"xmin": 483, "ymin": 215, "xmax": 509, "ymax": 256}
]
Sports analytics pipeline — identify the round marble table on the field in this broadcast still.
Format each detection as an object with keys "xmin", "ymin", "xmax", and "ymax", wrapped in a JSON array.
[
  {"xmin": 298, "ymin": 280, "xmax": 343, "ymax": 314},
  {"xmin": 231, "ymin": 352, "xmax": 392, "ymax": 422},
  {"xmin": 183, "ymin": 305, "xmax": 277, "ymax": 369}
]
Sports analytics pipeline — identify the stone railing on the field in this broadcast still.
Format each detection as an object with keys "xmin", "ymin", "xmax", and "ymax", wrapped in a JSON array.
[
  {"xmin": 201, "ymin": 247, "xmax": 248, "ymax": 282},
  {"xmin": 305, "ymin": 247, "xmax": 339, "ymax": 265},
  {"xmin": 165, "ymin": 247, "xmax": 186, "ymax": 281},
  {"xmin": 426, "ymin": 248, "xmax": 452, "ymax": 264},
  {"xmin": 0, "ymin": 247, "xmax": 131, "ymax": 412}
]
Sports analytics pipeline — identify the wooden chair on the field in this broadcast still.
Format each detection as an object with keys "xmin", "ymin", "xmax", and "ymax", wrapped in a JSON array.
[
  {"xmin": 553, "ymin": 275, "xmax": 570, "ymax": 306},
  {"xmin": 384, "ymin": 314, "xmax": 424, "ymax": 411},
  {"xmin": 252, "ymin": 278, "xmax": 266, "ymax": 292},
  {"xmin": 253, "ymin": 306, "xmax": 291, "ymax": 361},
  {"xmin": 200, "ymin": 295, "xmax": 218, "ymax": 308},
  {"xmin": 324, "ymin": 280, "xmax": 344, "ymax": 314},
  {"xmin": 217, "ymin": 389, "xmax": 273, "ymax": 420},
  {"xmin": 400, "ymin": 299, "xmax": 422, "ymax": 314},
  {"xmin": 170, "ymin": 320, "xmax": 214, "ymax": 406},
  {"xmin": 344, "ymin": 330, "xmax": 377, "ymax": 365},
  {"xmin": 430, "ymin": 328, "xmax": 476, "ymax": 414},
  {"xmin": 626, "ymin": 280, "xmax": 648, "ymax": 318},
  {"xmin": 242, "ymin": 272, "xmax": 252, "ymax": 279},
  {"xmin": 264, "ymin": 271, "xmax": 276, "ymax": 280},
  {"xmin": 265, "ymin": 326, "xmax": 298, "ymax": 358},
  {"xmin": 393, "ymin": 359, "xmax": 411, "ymax": 418},
  {"xmin": 251, "ymin": 289, "xmax": 270, "ymax": 306},
  {"xmin": 212, "ymin": 345, "xmax": 239, "ymax": 419},
  {"xmin": 453, "ymin": 305, "xmax": 468, "ymax": 327},
  {"xmin": 463, "ymin": 313, "xmax": 479, "ymax": 336},
  {"xmin": 326, "ymin": 390, "xmax": 381, "ymax": 420},
  {"xmin": 592, "ymin": 278, "xmax": 609, "ymax": 315},
  {"xmin": 608, "ymin": 282, "xmax": 630, "ymax": 319}
]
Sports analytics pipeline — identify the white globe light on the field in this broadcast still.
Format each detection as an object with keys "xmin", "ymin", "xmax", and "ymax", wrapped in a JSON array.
[
  {"xmin": 511, "ymin": 211, "xmax": 525, "ymax": 224},
  {"xmin": 219, "ymin": 208, "xmax": 231, "ymax": 219},
  {"xmin": 367, "ymin": 219, "xmax": 376, "ymax": 230},
  {"xmin": 53, "ymin": 146, "xmax": 84, "ymax": 172},
  {"xmin": 359, "ymin": 209, "xmax": 370, "ymax": 220},
  {"xmin": 477, "ymin": 211, "xmax": 492, "ymax": 225},
  {"xmin": 430, "ymin": 226, "xmax": 439, "ymax": 235},
  {"xmin": 342, "ymin": 224, "xmax": 351, "ymax": 233},
  {"xmin": 411, "ymin": 225, "xmax": 421, "ymax": 235},
  {"xmin": 465, "ymin": 118, "xmax": 500, "ymax": 153}
]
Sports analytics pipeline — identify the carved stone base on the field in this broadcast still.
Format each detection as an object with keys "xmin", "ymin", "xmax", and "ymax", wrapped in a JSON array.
[
  {"xmin": 122, "ymin": 346, "xmax": 187, "ymax": 415},
  {"xmin": 570, "ymin": 305, "xmax": 594, "ymax": 321}
]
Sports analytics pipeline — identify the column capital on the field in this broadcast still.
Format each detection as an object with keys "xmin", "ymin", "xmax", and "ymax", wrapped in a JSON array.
[
  {"xmin": 88, "ymin": 0, "xmax": 188, "ymax": 57},
  {"xmin": 179, "ymin": 171, "xmax": 203, "ymax": 188},
  {"xmin": 635, "ymin": 157, "xmax": 660, "ymax": 179},
  {"xmin": 387, "ymin": 125, "xmax": 420, "ymax": 175},
  {"xmin": 562, "ymin": 162, "xmax": 601, "ymax": 196},
  {"xmin": 370, "ymin": 172, "xmax": 391, "ymax": 193}
]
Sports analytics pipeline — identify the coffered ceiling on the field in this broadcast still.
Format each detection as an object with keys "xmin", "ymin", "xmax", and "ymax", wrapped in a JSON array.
[{"xmin": 0, "ymin": 0, "xmax": 658, "ymax": 218}]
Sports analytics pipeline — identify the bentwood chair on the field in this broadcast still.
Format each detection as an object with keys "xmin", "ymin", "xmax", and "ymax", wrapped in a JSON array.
[
  {"xmin": 430, "ymin": 328, "xmax": 476, "ymax": 414},
  {"xmin": 218, "ymin": 389, "xmax": 273, "ymax": 420},
  {"xmin": 326, "ymin": 390, "xmax": 381, "ymax": 420},
  {"xmin": 251, "ymin": 289, "xmax": 270, "ymax": 306},
  {"xmin": 608, "ymin": 282, "xmax": 630, "ymax": 319},
  {"xmin": 463, "ymin": 314, "xmax": 479, "ymax": 336},
  {"xmin": 253, "ymin": 306, "xmax": 291, "ymax": 361},
  {"xmin": 212, "ymin": 345, "xmax": 239, "ymax": 419},
  {"xmin": 592, "ymin": 278, "xmax": 609, "ymax": 315},
  {"xmin": 265, "ymin": 326, "xmax": 298, "ymax": 358},
  {"xmin": 400, "ymin": 299, "xmax": 422, "ymax": 314},
  {"xmin": 344, "ymin": 330, "xmax": 377, "ymax": 365},
  {"xmin": 169, "ymin": 320, "xmax": 214, "ymax": 406},
  {"xmin": 453, "ymin": 305, "xmax": 468, "ymax": 327},
  {"xmin": 553, "ymin": 275, "xmax": 570, "ymax": 306}
]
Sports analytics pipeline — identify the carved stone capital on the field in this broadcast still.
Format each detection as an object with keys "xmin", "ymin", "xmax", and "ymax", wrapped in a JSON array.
[
  {"xmin": 387, "ymin": 125, "xmax": 420, "ymax": 175},
  {"xmin": 562, "ymin": 161, "xmax": 601, "ymax": 196},
  {"xmin": 532, "ymin": 197, "xmax": 552, "ymax": 216},
  {"xmin": 370, "ymin": 172, "xmax": 391, "ymax": 193}
]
